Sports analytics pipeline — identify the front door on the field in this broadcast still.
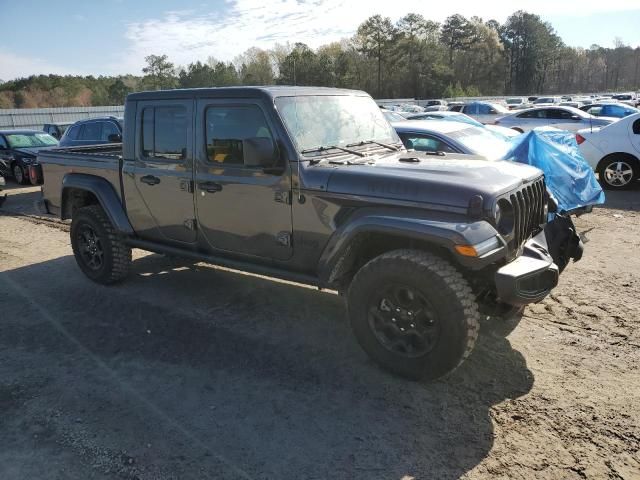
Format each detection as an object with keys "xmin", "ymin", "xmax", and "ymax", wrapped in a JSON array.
[
  {"xmin": 131, "ymin": 100, "xmax": 196, "ymax": 244},
  {"xmin": 194, "ymin": 99, "xmax": 293, "ymax": 260}
]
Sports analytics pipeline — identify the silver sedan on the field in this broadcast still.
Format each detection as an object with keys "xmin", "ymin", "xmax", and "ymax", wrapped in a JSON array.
[{"xmin": 495, "ymin": 106, "xmax": 615, "ymax": 133}]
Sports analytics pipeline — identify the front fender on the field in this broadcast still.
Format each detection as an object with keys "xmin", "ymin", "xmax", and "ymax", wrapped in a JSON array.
[
  {"xmin": 317, "ymin": 211, "xmax": 504, "ymax": 283},
  {"xmin": 61, "ymin": 173, "xmax": 133, "ymax": 235}
]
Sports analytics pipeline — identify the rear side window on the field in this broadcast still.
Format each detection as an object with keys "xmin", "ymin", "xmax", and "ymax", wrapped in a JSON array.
[
  {"xmin": 633, "ymin": 119, "xmax": 640, "ymax": 134},
  {"xmin": 205, "ymin": 105, "xmax": 273, "ymax": 166},
  {"xmin": 141, "ymin": 106, "xmax": 187, "ymax": 161},
  {"xmin": 80, "ymin": 122, "xmax": 102, "ymax": 140}
]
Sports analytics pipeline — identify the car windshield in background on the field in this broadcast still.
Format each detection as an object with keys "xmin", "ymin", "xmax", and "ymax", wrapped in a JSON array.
[
  {"xmin": 449, "ymin": 127, "xmax": 511, "ymax": 160},
  {"xmin": 275, "ymin": 95, "xmax": 399, "ymax": 152},
  {"xmin": 382, "ymin": 111, "xmax": 407, "ymax": 122},
  {"xmin": 6, "ymin": 132, "xmax": 58, "ymax": 148}
]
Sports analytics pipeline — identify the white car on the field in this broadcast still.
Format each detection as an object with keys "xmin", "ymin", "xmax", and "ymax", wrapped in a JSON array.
[
  {"xmin": 495, "ymin": 106, "xmax": 615, "ymax": 133},
  {"xmin": 576, "ymin": 112, "xmax": 640, "ymax": 190},
  {"xmin": 405, "ymin": 110, "xmax": 521, "ymax": 138}
]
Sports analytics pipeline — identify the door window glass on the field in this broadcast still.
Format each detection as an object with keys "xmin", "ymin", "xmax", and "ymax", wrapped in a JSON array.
[
  {"xmin": 80, "ymin": 122, "xmax": 102, "ymax": 140},
  {"xmin": 205, "ymin": 105, "xmax": 273, "ymax": 166},
  {"xmin": 66, "ymin": 125, "xmax": 80, "ymax": 140},
  {"xmin": 101, "ymin": 122, "xmax": 120, "ymax": 141},
  {"xmin": 0, "ymin": 136, "xmax": 7, "ymax": 149},
  {"xmin": 141, "ymin": 106, "xmax": 187, "ymax": 161}
]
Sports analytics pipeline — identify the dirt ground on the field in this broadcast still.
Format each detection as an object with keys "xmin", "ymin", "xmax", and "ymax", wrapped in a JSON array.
[{"xmin": 0, "ymin": 182, "xmax": 639, "ymax": 480}]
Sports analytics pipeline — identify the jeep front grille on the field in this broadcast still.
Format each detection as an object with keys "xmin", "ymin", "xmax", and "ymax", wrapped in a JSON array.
[{"xmin": 509, "ymin": 178, "xmax": 546, "ymax": 249}]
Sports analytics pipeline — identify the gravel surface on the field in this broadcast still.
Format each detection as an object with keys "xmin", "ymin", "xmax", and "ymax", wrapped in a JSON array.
[{"xmin": 0, "ymin": 182, "xmax": 639, "ymax": 479}]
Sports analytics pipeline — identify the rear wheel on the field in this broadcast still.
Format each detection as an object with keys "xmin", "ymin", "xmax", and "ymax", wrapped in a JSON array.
[
  {"xmin": 598, "ymin": 155, "xmax": 638, "ymax": 190},
  {"xmin": 70, "ymin": 205, "xmax": 131, "ymax": 284},
  {"xmin": 347, "ymin": 249, "xmax": 480, "ymax": 381}
]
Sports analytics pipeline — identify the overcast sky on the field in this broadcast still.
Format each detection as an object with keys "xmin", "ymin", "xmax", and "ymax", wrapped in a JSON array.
[{"xmin": 1, "ymin": 0, "xmax": 640, "ymax": 81}]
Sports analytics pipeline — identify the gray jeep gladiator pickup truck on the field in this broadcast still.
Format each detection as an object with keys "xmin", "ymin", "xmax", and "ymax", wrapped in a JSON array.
[{"xmin": 38, "ymin": 86, "xmax": 580, "ymax": 380}]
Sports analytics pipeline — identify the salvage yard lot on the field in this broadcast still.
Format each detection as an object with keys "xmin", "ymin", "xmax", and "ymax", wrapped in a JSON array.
[{"xmin": 1, "ymin": 184, "xmax": 639, "ymax": 479}]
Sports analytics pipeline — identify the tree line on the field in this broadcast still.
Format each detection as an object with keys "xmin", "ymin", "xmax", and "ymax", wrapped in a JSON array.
[{"xmin": 1, "ymin": 10, "xmax": 639, "ymax": 109}]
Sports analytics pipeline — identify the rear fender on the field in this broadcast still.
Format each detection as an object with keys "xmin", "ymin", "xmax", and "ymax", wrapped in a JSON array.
[{"xmin": 61, "ymin": 173, "xmax": 133, "ymax": 235}]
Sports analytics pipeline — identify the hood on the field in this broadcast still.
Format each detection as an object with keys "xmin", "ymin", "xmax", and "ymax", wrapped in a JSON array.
[
  {"xmin": 324, "ymin": 151, "xmax": 542, "ymax": 210},
  {"xmin": 12, "ymin": 146, "xmax": 51, "ymax": 157}
]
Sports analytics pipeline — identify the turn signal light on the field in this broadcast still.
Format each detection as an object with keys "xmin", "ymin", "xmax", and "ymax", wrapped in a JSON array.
[
  {"xmin": 455, "ymin": 245, "xmax": 478, "ymax": 257},
  {"xmin": 575, "ymin": 134, "xmax": 586, "ymax": 145}
]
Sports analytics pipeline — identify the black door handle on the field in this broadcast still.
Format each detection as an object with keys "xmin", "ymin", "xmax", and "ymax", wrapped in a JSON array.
[
  {"xmin": 199, "ymin": 181, "xmax": 222, "ymax": 193},
  {"xmin": 140, "ymin": 175, "xmax": 160, "ymax": 186}
]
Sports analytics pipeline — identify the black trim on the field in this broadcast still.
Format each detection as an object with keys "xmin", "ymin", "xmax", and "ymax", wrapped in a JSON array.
[{"xmin": 125, "ymin": 238, "xmax": 321, "ymax": 288}]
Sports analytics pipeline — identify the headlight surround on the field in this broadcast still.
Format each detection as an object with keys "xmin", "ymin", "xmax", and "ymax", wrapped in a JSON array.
[{"xmin": 495, "ymin": 198, "xmax": 515, "ymax": 235}]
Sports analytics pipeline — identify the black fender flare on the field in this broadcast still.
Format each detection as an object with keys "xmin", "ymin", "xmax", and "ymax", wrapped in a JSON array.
[
  {"xmin": 61, "ymin": 173, "xmax": 133, "ymax": 235},
  {"xmin": 317, "ymin": 213, "xmax": 503, "ymax": 284}
]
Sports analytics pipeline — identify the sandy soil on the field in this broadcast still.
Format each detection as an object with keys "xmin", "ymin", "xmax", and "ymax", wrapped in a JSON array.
[{"xmin": 0, "ymin": 182, "xmax": 638, "ymax": 480}]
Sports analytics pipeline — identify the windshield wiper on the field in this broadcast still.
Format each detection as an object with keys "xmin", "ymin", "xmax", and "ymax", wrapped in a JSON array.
[
  {"xmin": 300, "ymin": 145, "xmax": 366, "ymax": 157},
  {"xmin": 346, "ymin": 139, "xmax": 400, "ymax": 151}
]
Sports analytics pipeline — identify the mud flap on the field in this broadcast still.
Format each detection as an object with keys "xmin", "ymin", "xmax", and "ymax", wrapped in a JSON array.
[{"xmin": 544, "ymin": 214, "xmax": 583, "ymax": 273}]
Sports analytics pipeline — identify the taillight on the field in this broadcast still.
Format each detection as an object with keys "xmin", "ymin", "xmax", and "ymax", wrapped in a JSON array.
[{"xmin": 576, "ymin": 134, "xmax": 586, "ymax": 145}]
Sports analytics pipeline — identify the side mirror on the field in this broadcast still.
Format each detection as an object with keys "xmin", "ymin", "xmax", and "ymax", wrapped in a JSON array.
[
  {"xmin": 107, "ymin": 133, "xmax": 122, "ymax": 143},
  {"xmin": 243, "ymin": 137, "xmax": 277, "ymax": 168}
]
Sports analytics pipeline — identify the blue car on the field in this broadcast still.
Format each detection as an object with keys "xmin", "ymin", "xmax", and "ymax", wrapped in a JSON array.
[{"xmin": 580, "ymin": 103, "xmax": 640, "ymax": 119}]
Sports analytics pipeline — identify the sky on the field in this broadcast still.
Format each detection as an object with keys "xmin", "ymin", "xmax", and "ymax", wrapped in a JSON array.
[{"xmin": 1, "ymin": 0, "xmax": 640, "ymax": 81}]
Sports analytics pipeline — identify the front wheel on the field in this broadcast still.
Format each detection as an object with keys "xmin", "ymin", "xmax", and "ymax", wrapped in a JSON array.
[
  {"xmin": 70, "ymin": 205, "xmax": 132, "ymax": 284},
  {"xmin": 12, "ymin": 164, "xmax": 27, "ymax": 185},
  {"xmin": 347, "ymin": 249, "xmax": 480, "ymax": 381}
]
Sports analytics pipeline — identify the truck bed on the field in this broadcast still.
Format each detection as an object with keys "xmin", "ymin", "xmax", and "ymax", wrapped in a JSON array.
[{"xmin": 38, "ymin": 144, "xmax": 124, "ymax": 214}]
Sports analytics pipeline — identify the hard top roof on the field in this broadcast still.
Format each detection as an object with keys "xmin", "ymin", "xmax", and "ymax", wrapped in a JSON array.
[{"xmin": 127, "ymin": 86, "xmax": 368, "ymax": 101}]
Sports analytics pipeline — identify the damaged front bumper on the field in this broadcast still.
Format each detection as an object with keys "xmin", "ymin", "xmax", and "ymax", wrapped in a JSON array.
[
  {"xmin": 495, "ymin": 230, "xmax": 559, "ymax": 306},
  {"xmin": 495, "ymin": 215, "xmax": 583, "ymax": 306}
]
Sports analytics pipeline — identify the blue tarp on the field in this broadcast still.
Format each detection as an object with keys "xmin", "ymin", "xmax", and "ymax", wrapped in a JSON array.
[{"xmin": 501, "ymin": 127, "xmax": 605, "ymax": 213}]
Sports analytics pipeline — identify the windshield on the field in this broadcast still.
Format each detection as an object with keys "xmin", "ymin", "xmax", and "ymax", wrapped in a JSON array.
[
  {"xmin": 613, "ymin": 95, "xmax": 632, "ymax": 100},
  {"xmin": 6, "ymin": 132, "xmax": 58, "ymax": 148},
  {"xmin": 506, "ymin": 98, "xmax": 523, "ymax": 104},
  {"xmin": 275, "ymin": 95, "xmax": 399, "ymax": 152},
  {"xmin": 534, "ymin": 97, "xmax": 555, "ymax": 104},
  {"xmin": 448, "ymin": 126, "xmax": 512, "ymax": 160}
]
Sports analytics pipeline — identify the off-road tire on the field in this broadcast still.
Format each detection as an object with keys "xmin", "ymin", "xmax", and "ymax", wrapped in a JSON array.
[
  {"xmin": 70, "ymin": 205, "xmax": 131, "ymax": 284},
  {"xmin": 347, "ymin": 249, "xmax": 480, "ymax": 381}
]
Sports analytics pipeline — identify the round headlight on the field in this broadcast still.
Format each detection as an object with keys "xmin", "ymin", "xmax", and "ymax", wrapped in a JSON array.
[{"xmin": 495, "ymin": 198, "xmax": 514, "ymax": 235}]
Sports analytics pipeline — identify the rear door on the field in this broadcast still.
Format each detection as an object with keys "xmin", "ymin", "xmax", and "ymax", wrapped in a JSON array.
[
  {"xmin": 193, "ymin": 99, "xmax": 293, "ymax": 260},
  {"xmin": 130, "ymin": 100, "xmax": 197, "ymax": 244}
]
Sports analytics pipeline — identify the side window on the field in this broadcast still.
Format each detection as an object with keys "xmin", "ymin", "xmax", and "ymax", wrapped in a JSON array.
[
  {"xmin": 80, "ymin": 122, "xmax": 102, "ymax": 140},
  {"xmin": 66, "ymin": 124, "xmax": 80, "ymax": 140},
  {"xmin": 478, "ymin": 104, "xmax": 491, "ymax": 115},
  {"xmin": 141, "ymin": 106, "xmax": 187, "ymax": 161},
  {"xmin": 101, "ymin": 122, "xmax": 120, "ymax": 141},
  {"xmin": 0, "ymin": 135, "xmax": 7, "ymax": 149},
  {"xmin": 400, "ymin": 133, "xmax": 457, "ymax": 153},
  {"xmin": 205, "ymin": 105, "xmax": 273, "ymax": 167},
  {"xmin": 632, "ymin": 119, "xmax": 640, "ymax": 134}
]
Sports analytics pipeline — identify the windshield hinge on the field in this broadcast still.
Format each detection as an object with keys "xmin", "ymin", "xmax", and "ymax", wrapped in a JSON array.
[
  {"xmin": 277, "ymin": 232, "xmax": 291, "ymax": 247},
  {"xmin": 184, "ymin": 218, "xmax": 197, "ymax": 230},
  {"xmin": 274, "ymin": 190, "xmax": 292, "ymax": 205},
  {"xmin": 180, "ymin": 179, "xmax": 194, "ymax": 193}
]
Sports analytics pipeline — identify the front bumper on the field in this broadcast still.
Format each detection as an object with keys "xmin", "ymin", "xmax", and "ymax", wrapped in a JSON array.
[{"xmin": 495, "ymin": 230, "xmax": 559, "ymax": 306}]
